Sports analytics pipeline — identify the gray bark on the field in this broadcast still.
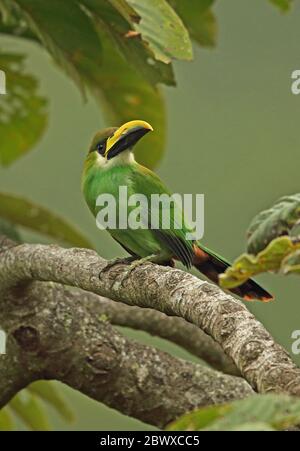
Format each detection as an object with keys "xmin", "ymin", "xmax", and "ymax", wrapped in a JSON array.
[
  {"xmin": 0, "ymin": 240, "xmax": 297, "ymax": 396},
  {"xmin": 1, "ymin": 236, "xmax": 299, "ymax": 428},
  {"xmin": 0, "ymin": 274, "xmax": 252, "ymax": 427},
  {"xmin": 94, "ymin": 297, "xmax": 239, "ymax": 376}
]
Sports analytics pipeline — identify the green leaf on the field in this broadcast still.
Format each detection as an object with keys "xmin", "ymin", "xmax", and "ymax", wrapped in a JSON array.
[
  {"xmin": 0, "ymin": 51, "xmax": 48, "ymax": 166},
  {"xmin": 0, "ymin": 0, "xmax": 40, "ymax": 42},
  {"xmin": 90, "ymin": 27, "xmax": 166, "ymax": 168},
  {"xmin": 29, "ymin": 381, "xmax": 74, "ymax": 423},
  {"xmin": 0, "ymin": 217, "xmax": 21, "ymax": 241},
  {"xmin": 281, "ymin": 249, "xmax": 300, "ymax": 275},
  {"xmin": 220, "ymin": 236, "xmax": 300, "ymax": 290},
  {"xmin": 169, "ymin": 0, "xmax": 217, "ymax": 47},
  {"xmin": 168, "ymin": 394, "xmax": 300, "ymax": 431},
  {"xmin": 4, "ymin": 382, "xmax": 74, "ymax": 431},
  {"xmin": 108, "ymin": 0, "xmax": 138, "ymax": 20},
  {"xmin": 10, "ymin": 0, "xmax": 103, "ymax": 93},
  {"xmin": 0, "ymin": 192, "xmax": 93, "ymax": 248},
  {"xmin": 3, "ymin": 0, "xmax": 176, "ymax": 88},
  {"xmin": 81, "ymin": 0, "xmax": 175, "ymax": 87},
  {"xmin": 1, "ymin": 1, "xmax": 168, "ymax": 167},
  {"xmin": 0, "ymin": 408, "xmax": 14, "ymax": 431},
  {"xmin": 9, "ymin": 392, "xmax": 51, "ymax": 431},
  {"xmin": 167, "ymin": 404, "xmax": 231, "ymax": 431},
  {"xmin": 269, "ymin": 0, "xmax": 293, "ymax": 12},
  {"xmin": 123, "ymin": 0, "xmax": 193, "ymax": 63},
  {"xmin": 247, "ymin": 194, "xmax": 300, "ymax": 255},
  {"xmin": 219, "ymin": 194, "xmax": 300, "ymax": 288},
  {"xmin": 229, "ymin": 422, "xmax": 276, "ymax": 431}
]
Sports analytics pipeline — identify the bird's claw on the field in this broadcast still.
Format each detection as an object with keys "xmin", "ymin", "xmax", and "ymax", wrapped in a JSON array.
[
  {"xmin": 100, "ymin": 256, "xmax": 138, "ymax": 276},
  {"xmin": 118, "ymin": 255, "xmax": 157, "ymax": 285}
]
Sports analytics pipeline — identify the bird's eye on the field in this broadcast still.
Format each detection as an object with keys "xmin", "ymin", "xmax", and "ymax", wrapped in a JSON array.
[{"xmin": 96, "ymin": 142, "xmax": 105, "ymax": 155}]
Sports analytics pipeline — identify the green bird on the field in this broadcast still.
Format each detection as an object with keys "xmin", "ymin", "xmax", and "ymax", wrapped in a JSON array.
[{"xmin": 82, "ymin": 120, "xmax": 273, "ymax": 302}]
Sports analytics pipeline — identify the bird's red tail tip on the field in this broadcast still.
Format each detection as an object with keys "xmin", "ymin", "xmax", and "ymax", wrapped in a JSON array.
[{"xmin": 243, "ymin": 294, "xmax": 274, "ymax": 303}]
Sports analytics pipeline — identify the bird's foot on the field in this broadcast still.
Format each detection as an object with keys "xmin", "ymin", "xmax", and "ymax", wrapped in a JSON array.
[
  {"xmin": 101, "ymin": 256, "xmax": 138, "ymax": 275},
  {"xmin": 118, "ymin": 254, "xmax": 158, "ymax": 285}
]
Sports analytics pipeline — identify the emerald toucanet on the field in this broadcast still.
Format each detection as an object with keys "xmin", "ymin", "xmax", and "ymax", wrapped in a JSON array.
[{"xmin": 82, "ymin": 120, "xmax": 273, "ymax": 301}]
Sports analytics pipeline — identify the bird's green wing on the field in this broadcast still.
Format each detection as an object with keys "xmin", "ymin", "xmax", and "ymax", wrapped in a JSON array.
[{"xmin": 131, "ymin": 163, "xmax": 195, "ymax": 267}]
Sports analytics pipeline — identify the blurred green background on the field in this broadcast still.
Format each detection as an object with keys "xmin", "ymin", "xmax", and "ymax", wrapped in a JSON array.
[{"xmin": 1, "ymin": 0, "xmax": 300, "ymax": 430}]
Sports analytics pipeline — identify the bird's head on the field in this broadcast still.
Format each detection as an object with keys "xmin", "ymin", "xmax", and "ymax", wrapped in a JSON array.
[{"xmin": 88, "ymin": 120, "xmax": 153, "ymax": 164}]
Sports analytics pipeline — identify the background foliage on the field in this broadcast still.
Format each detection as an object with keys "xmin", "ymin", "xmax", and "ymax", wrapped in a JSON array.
[
  {"xmin": 0, "ymin": 0, "xmax": 300, "ymax": 431},
  {"xmin": 168, "ymin": 394, "xmax": 300, "ymax": 431}
]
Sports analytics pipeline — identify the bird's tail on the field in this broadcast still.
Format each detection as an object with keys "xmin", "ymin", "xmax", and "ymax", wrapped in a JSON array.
[{"xmin": 193, "ymin": 245, "xmax": 273, "ymax": 302}]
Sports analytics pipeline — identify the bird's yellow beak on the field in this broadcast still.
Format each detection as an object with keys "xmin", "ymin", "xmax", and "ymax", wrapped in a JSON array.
[{"xmin": 105, "ymin": 120, "xmax": 153, "ymax": 159}]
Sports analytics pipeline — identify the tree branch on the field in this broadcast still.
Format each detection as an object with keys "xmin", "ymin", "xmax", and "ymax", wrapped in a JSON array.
[
  {"xmin": 93, "ymin": 296, "xmax": 239, "ymax": 376},
  {"xmin": 0, "ymin": 239, "xmax": 298, "ymax": 397},
  {"xmin": 2, "ymin": 232, "xmax": 237, "ymax": 377},
  {"xmin": 0, "ymin": 277, "xmax": 252, "ymax": 428}
]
